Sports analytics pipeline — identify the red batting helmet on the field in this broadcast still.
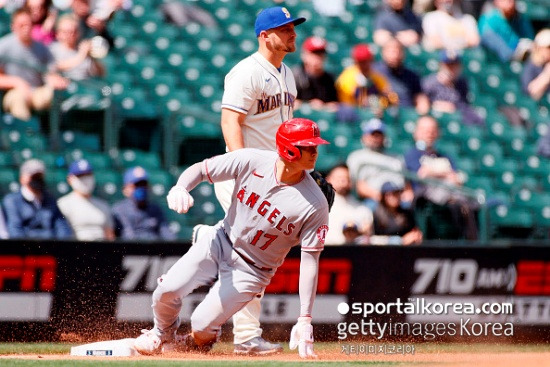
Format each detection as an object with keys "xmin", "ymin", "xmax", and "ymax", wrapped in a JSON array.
[{"xmin": 276, "ymin": 118, "xmax": 329, "ymax": 162}]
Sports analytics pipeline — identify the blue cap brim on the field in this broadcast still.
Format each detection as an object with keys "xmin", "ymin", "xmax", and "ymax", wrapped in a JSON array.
[{"xmin": 256, "ymin": 17, "xmax": 306, "ymax": 36}]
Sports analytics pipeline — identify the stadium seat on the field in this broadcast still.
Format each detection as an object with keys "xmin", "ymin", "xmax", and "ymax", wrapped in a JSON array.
[
  {"xmin": 65, "ymin": 150, "xmax": 113, "ymax": 170},
  {"xmin": 60, "ymin": 130, "xmax": 101, "ymax": 152},
  {"xmin": 0, "ymin": 167, "xmax": 19, "ymax": 196},
  {"xmin": 490, "ymin": 205, "xmax": 534, "ymax": 238},
  {"xmin": 94, "ymin": 170, "xmax": 123, "ymax": 202},
  {"xmin": 116, "ymin": 149, "xmax": 161, "ymax": 170}
]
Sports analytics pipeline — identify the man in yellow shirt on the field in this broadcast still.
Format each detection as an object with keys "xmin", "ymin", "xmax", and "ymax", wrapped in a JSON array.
[{"xmin": 335, "ymin": 43, "xmax": 398, "ymax": 110}]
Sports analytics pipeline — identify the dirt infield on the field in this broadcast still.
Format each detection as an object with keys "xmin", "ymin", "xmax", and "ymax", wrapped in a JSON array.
[{"xmin": 3, "ymin": 345, "xmax": 550, "ymax": 367}]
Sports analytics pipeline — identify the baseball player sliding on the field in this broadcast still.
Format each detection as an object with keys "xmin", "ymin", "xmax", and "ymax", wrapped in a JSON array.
[
  {"xmin": 134, "ymin": 119, "xmax": 330, "ymax": 358},
  {"xmin": 194, "ymin": 6, "xmax": 307, "ymax": 355}
]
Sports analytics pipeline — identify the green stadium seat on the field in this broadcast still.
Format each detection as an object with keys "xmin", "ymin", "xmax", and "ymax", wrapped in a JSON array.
[
  {"xmin": 490, "ymin": 205, "xmax": 534, "ymax": 238},
  {"xmin": 116, "ymin": 149, "xmax": 161, "ymax": 170},
  {"xmin": 187, "ymin": 182, "xmax": 224, "ymax": 225},
  {"xmin": 464, "ymin": 175, "xmax": 494, "ymax": 197},
  {"xmin": 60, "ymin": 130, "xmax": 101, "ymax": 152},
  {"xmin": 147, "ymin": 169, "xmax": 174, "ymax": 204},
  {"xmin": 163, "ymin": 208, "xmax": 193, "ymax": 240},
  {"xmin": 1, "ymin": 114, "xmax": 41, "ymax": 134},
  {"xmin": 1, "ymin": 131, "xmax": 47, "ymax": 152},
  {"xmin": 65, "ymin": 150, "xmax": 114, "ymax": 170},
  {"xmin": 522, "ymin": 155, "xmax": 550, "ymax": 177},
  {"xmin": 0, "ymin": 151, "xmax": 14, "ymax": 167},
  {"xmin": 94, "ymin": 170, "xmax": 123, "ymax": 202},
  {"xmin": 0, "ymin": 167, "xmax": 19, "ymax": 196}
]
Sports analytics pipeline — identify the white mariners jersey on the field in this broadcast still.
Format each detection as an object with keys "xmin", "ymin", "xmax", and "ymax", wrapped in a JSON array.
[
  {"xmin": 221, "ymin": 52, "xmax": 296, "ymax": 151},
  {"xmin": 203, "ymin": 149, "xmax": 328, "ymax": 270}
]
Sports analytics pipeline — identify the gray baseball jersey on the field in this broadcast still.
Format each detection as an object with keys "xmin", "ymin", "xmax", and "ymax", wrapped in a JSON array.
[
  {"xmin": 221, "ymin": 52, "xmax": 296, "ymax": 151},
  {"xmin": 205, "ymin": 148, "xmax": 328, "ymax": 270}
]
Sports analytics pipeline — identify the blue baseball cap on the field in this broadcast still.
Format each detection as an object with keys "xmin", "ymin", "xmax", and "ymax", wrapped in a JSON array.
[
  {"xmin": 361, "ymin": 118, "xmax": 386, "ymax": 135},
  {"xmin": 254, "ymin": 6, "xmax": 306, "ymax": 37},
  {"xmin": 380, "ymin": 181, "xmax": 404, "ymax": 194},
  {"xmin": 124, "ymin": 166, "xmax": 148, "ymax": 185},
  {"xmin": 68, "ymin": 159, "xmax": 93, "ymax": 176}
]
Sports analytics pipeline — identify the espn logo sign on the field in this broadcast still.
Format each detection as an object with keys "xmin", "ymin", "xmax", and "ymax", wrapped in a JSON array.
[
  {"xmin": 0, "ymin": 255, "xmax": 57, "ymax": 321},
  {"xmin": 0, "ymin": 255, "xmax": 57, "ymax": 292},
  {"xmin": 515, "ymin": 261, "xmax": 550, "ymax": 295},
  {"xmin": 266, "ymin": 258, "xmax": 352, "ymax": 294}
]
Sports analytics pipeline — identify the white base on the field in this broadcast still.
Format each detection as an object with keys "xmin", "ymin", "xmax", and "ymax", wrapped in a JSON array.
[{"xmin": 70, "ymin": 338, "xmax": 138, "ymax": 356}]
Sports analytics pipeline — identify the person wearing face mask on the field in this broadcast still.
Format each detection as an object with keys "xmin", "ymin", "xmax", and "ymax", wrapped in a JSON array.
[
  {"xmin": 422, "ymin": 0, "xmax": 480, "ymax": 51},
  {"xmin": 421, "ymin": 50, "xmax": 485, "ymax": 126},
  {"xmin": 346, "ymin": 118, "xmax": 414, "ymax": 210},
  {"xmin": 2, "ymin": 159, "xmax": 73, "ymax": 239},
  {"xmin": 57, "ymin": 159, "xmax": 114, "ymax": 241},
  {"xmin": 112, "ymin": 166, "xmax": 175, "ymax": 241}
]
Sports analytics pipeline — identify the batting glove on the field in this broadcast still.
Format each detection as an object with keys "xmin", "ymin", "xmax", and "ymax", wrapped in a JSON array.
[
  {"xmin": 289, "ymin": 316, "xmax": 317, "ymax": 358},
  {"xmin": 167, "ymin": 186, "xmax": 194, "ymax": 214}
]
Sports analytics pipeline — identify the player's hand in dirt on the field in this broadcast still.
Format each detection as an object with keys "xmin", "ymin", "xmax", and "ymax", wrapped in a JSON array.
[
  {"xmin": 167, "ymin": 186, "xmax": 194, "ymax": 214},
  {"xmin": 289, "ymin": 316, "xmax": 317, "ymax": 358}
]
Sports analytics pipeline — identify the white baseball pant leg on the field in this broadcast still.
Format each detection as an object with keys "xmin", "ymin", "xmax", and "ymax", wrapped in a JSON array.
[{"xmin": 214, "ymin": 180, "xmax": 265, "ymax": 344}]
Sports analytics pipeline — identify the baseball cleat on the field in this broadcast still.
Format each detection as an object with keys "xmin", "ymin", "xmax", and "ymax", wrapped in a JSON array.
[
  {"xmin": 233, "ymin": 337, "xmax": 283, "ymax": 356},
  {"xmin": 134, "ymin": 328, "xmax": 174, "ymax": 355}
]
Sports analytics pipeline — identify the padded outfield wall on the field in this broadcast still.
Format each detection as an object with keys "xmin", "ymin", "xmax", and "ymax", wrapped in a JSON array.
[{"xmin": 0, "ymin": 240, "xmax": 548, "ymax": 342}]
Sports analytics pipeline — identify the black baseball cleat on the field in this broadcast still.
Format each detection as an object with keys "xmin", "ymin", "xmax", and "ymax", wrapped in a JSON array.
[{"xmin": 233, "ymin": 337, "xmax": 283, "ymax": 356}]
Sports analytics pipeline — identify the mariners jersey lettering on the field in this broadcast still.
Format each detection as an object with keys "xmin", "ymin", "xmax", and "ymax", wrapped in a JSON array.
[
  {"xmin": 221, "ymin": 52, "xmax": 296, "ymax": 151},
  {"xmin": 204, "ymin": 149, "xmax": 328, "ymax": 270}
]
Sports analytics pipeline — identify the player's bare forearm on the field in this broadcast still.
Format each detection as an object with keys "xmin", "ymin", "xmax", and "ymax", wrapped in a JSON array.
[
  {"xmin": 221, "ymin": 108, "xmax": 246, "ymax": 151},
  {"xmin": 299, "ymin": 250, "xmax": 321, "ymax": 317}
]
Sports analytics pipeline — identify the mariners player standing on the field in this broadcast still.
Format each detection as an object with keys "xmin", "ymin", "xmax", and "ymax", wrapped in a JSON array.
[
  {"xmin": 134, "ymin": 119, "xmax": 330, "ymax": 359},
  {"xmin": 194, "ymin": 6, "xmax": 306, "ymax": 355}
]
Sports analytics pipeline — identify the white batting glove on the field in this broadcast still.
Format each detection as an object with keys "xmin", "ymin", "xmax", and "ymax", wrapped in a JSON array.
[
  {"xmin": 166, "ymin": 186, "xmax": 194, "ymax": 214},
  {"xmin": 289, "ymin": 316, "xmax": 317, "ymax": 358}
]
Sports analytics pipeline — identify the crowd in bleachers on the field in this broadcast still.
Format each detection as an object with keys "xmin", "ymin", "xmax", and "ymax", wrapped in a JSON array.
[{"xmin": 0, "ymin": 0, "xmax": 548, "ymax": 243}]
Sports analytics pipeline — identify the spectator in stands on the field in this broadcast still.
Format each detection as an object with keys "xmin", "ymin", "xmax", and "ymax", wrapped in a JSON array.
[
  {"xmin": 521, "ymin": 28, "xmax": 550, "ymax": 102},
  {"xmin": 292, "ymin": 36, "xmax": 338, "ymax": 111},
  {"xmin": 70, "ymin": 0, "xmax": 115, "ymax": 46},
  {"xmin": 0, "ymin": 8, "xmax": 68, "ymax": 121},
  {"xmin": 335, "ymin": 44, "xmax": 398, "ymax": 112},
  {"xmin": 371, "ymin": 181, "xmax": 423, "ymax": 245},
  {"xmin": 0, "ymin": 207, "xmax": 8, "ymax": 239},
  {"xmin": 25, "ymin": 0, "xmax": 57, "ymax": 45},
  {"xmin": 50, "ymin": 13, "xmax": 105, "ymax": 81},
  {"xmin": 373, "ymin": 38, "xmax": 430, "ymax": 114},
  {"xmin": 404, "ymin": 116, "xmax": 478, "ymax": 240},
  {"xmin": 478, "ymin": 0, "xmax": 534, "ymax": 62},
  {"xmin": 422, "ymin": 0, "xmax": 480, "ymax": 51},
  {"xmin": 373, "ymin": 0, "xmax": 423, "ymax": 48},
  {"xmin": 422, "ymin": 50, "xmax": 484, "ymax": 126},
  {"xmin": 346, "ymin": 118, "xmax": 413, "ymax": 210},
  {"xmin": 341, "ymin": 221, "xmax": 370, "ymax": 244},
  {"xmin": 112, "ymin": 166, "xmax": 175, "ymax": 241},
  {"xmin": 57, "ymin": 159, "xmax": 114, "ymax": 241},
  {"xmin": 324, "ymin": 163, "xmax": 372, "ymax": 245},
  {"xmin": 2, "ymin": 159, "xmax": 73, "ymax": 239},
  {"xmin": 460, "ymin": 0, "xmax": 488, "ymax": 19}
]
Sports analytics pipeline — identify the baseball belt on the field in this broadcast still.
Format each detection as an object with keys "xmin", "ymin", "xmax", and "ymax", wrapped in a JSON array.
[{"xmin": 222, "ymin": 229, "xmax": 273, "ymax": 272}]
